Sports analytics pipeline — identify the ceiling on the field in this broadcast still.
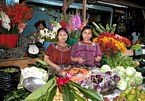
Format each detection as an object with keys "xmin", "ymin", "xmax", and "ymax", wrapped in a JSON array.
[
  {"xmin": 26, "ymin": 0, "xmax": 145, "ymax": 9},
  {"xmin": 75, "ymin": 0, "xmax": 145, "ymax": 9}
]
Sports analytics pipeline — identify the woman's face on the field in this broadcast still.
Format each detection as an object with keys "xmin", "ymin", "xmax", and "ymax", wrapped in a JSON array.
[
  {"xmin": 82, "ymin": 29, "xmax": 92, "ymax": 42},
  {"xmin": 57, "ymin": 30, "xmax": 68, "ymax": 43},
  {"xmin": 38, "ymin": 23, "xmax": 45, "ymax": 30}
]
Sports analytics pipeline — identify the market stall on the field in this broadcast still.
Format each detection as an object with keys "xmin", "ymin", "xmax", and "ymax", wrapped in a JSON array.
[{"xmin": 0, "ymin": 0, "xmax": 145, "ymax": 101}]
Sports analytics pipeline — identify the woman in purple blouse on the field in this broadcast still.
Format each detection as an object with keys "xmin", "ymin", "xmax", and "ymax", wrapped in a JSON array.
[{"xmin": 70, "ymin": 26, "xmax": 102, "ymax": 67}]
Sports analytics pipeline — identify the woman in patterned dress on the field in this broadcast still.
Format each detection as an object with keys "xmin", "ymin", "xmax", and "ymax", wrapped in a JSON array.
[
  {"xmin": 70, "ymin": 25, "xmax": 102, "ymax": 67},
  {"xmin": 44, "ymin": 28, "xmax": 71, "ymax": 72}
]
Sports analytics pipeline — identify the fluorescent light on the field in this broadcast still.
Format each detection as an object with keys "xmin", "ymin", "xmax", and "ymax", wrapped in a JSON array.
[{"xmin": 97, "ymin": 1, "xmax": 128, "ymax": 8}]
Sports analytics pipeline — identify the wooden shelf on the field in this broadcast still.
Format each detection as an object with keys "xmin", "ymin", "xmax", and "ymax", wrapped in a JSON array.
[{"xmin": 0, "ymin": 57, "xmax": 38, "ymax": 69}]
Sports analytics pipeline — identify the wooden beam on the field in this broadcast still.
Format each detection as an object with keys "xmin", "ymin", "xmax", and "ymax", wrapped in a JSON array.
[
  {"xmin": 82, "ymin": 0, "xmax": 87, "ymax": 22},
  {"xmin": 66, "ymin": 0, "xmax": 75, "ymax": 8},
  {"xmin": 99, "ymin": 0, "xmax": 145, "ymax": 9}
]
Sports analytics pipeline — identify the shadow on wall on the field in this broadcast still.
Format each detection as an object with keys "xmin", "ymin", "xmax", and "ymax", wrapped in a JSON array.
[{"xmin": 22, "ymin": 10, "xmax": 50, "ymax": 36}]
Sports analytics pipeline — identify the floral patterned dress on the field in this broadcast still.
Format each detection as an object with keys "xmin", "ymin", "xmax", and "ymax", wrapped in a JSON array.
[{"xmin": 71, "ymin": 41, "xmax": 102, "ymax": 67}]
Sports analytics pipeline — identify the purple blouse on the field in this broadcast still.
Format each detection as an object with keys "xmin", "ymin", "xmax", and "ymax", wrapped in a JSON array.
[{"xmin": 71, "ymin": 42, "xmax": 102, "ymax": 67}]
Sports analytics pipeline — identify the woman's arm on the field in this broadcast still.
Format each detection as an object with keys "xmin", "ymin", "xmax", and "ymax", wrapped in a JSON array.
[
  {"xmin": 95, "ymin": 44, "xmax": 102, "ymax": 62},
  {"xmin": 70, "ymin": 57, "xmax": 85, "ymax": 63},
  {"xmin": 44, "ymin": 55, "xmax": 61, "ymax": 71}
]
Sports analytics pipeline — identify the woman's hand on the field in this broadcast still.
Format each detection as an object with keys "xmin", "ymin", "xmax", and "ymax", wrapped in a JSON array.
[
  {"xmin": 55, "ymin": 66, "xmax": 61, "ymax": 72},
  {"xmin": 95, "ymin": 56, "xmax": 101, "ymax": 62},
  {"xmin": 77, "ymin": 57, "xmax": 85, "ymax": 63}
]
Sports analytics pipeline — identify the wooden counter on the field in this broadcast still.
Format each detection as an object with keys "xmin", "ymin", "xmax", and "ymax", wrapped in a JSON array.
[{"xmin": 0, "ymin": 57, "xmax": 38, "ymax": 69}]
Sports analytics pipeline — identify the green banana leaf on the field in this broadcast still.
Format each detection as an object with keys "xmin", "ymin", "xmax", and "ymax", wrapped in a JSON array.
[
  {"xmin": 25, "ymin": 77, "xmax": 56, "ymax": 101},
  {"xmin": 70, "ymin": 82, "xmax": 104, "ymax": 101},
  {"xmin": 62, "ymin": 84, "xmax": 75, "ymax": 101}
]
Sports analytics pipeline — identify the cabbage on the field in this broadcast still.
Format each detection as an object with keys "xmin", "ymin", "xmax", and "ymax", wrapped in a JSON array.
[
  {"xmin": 117, "ymin": 79, "xmax": 127, "ymax": 90},
  {"xmin": 115, "ymin": 66, "xmax": 125, "ymax": 72},
  {"xmin": 134, "ymin": 72, "xmax": 143, "ymax": 85},
  {"xmin": 101, "ymin": 65, "xmax": 111, "ymax": 73},
  {"xmin": 125, "ymin": 67, "xmax": 136, "ymax": 77}
]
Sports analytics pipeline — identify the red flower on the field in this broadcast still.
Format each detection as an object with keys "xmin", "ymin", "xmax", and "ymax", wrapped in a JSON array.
[
  {"xmin": 60, "ymin": 20, "xmax": 67, "ymax": 29},
  {"xmin": 56, "ymin": 73, "xmax": 72, "ymax": 86},
  {"xmin": 56, "ymin": 76, "xmax": 70, "ymax": 86}
]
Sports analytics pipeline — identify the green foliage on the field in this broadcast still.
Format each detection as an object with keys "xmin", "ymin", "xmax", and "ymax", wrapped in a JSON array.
[
  {"xmin": 102, "ymin": 52, "xmax": 137, "ymax": 68},
  {"xmin": 25, "ymin": 77, "xmax": 56, "ymax": 101},
  {"xmin": 92, "ymin": 22, "xmax": 117, "ymax": 36},
  {"xmin": 25, "ymin": 77, "xmax": 103, "ymax": 101},
  {"xmin": 70, "ymin": 82, "xmax": 103, "ymax": 101}
]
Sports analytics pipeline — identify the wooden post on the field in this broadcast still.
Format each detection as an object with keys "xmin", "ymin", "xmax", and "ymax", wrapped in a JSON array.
[
  {"xmin": 62, "ymin": 0, "xmax": 67, "ymax": 19},
  {"xmin": 62, "ymin": 0, "xmax": 74, "ymax": 20},
  {"xmin": 82, "ymin": 0, "xmax": 87, "ymax": 22}
]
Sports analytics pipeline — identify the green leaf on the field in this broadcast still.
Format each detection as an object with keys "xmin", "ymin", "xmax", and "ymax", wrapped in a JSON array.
[
  {"xmin": 92, "ymin": 28, "xmax": 99, "ymax": 37},
  {"xmin": 36, "ymin": 59, "xmax": 48, "ymax": 66},
  {"xmin": 106, "ymin": 24, "xmax": 110, "ymax": 32},
  {"xmin": 110, "ymin": 24, "xmax": 117, "ymax": 33},
  {"xmin": 62, "ymin": 84, "xmax": 75, "ymax": 101},
  {"xmin": 70, "ymin": 82, "xmax": 103, "ymax": 101},
  {"xmin": 92, "ymin": 22, "xmax": 103, "ymax": 33},
  {"xmin": 70, "ymin": 85, "xmax": 86, "ymax": 101},
  {"xmin": 98, "ymin": 24, "xmax": 106, "ymax": 32},
  {"xmin": 46, "ymin": 86, "xmax": 57, "ymax": 101},
  {"xmin": 25, "ymin": 77, "xmax": 56, "ymax": 101}
]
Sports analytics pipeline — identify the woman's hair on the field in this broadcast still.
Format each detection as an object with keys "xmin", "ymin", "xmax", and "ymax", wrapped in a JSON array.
[
  {"xmin": 80, "ymin": 25, "xmax": 94, "ymax": 41},
  {"xmin": 56, "ymin": 27, "xmax": 69, "ymax": 40},
  {"xmin": 34, "ymin": 20, "xmax": 47, "ymax": 29}
]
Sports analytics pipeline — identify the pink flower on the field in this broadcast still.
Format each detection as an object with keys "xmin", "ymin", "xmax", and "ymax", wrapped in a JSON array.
[
  {"xmin": 18, "ymin": 23, "xmax": 26, "ymax": 33},
  {"xmin": 69, "ymin": 14, "xmax": 82, "ymax": 31}
]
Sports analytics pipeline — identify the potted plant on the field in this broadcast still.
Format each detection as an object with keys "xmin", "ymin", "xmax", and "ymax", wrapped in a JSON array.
[{"xmin": 0, "ymin": 2, "xmax": 32, "ymax": 48}]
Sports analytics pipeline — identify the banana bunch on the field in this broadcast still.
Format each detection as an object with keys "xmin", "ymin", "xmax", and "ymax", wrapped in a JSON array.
[
  {"xmin": 92, "ymin": 22, "xmax": 117, "ymax": 36},
  {"xmin": 114, "ymin": 86, "xmax": 145, "ymax": 101}
]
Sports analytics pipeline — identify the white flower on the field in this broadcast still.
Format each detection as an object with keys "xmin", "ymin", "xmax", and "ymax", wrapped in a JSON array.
[{"xmin": 0, "ymin": 11, "xmax": 11, "ymax": 30}]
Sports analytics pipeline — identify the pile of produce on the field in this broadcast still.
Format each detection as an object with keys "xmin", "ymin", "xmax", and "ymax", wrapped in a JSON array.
[
  {"xmin": 113, "ymin": 86, "xmax": 145, "ymax": 101},
  {"xmin": 79, "ymin": 65, "xmax": 120, "ymax": 95},
  {"xmin": 114, "ymin": 66, "xmax": 143, "ymax": 90}
]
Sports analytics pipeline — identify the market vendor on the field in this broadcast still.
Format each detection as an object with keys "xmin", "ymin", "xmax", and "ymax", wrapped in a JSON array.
[
  {"xmin": 29, "ymin": 20, "xmax": 47, "ymax": 47},
  {"xmin": 44, "ymin": 28, "xmax": 71, "ymax": 72},
  {"xmin": 70, "ymin": 25, "xmax": 102, "ymax": 67}
]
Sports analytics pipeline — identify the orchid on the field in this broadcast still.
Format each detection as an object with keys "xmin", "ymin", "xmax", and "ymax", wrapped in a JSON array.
[
  {"xmin": 0, "ymin": 11, "xmax": 11, "ymax": 31},
  {"xmin": 38, "ymin": 21, "xmax": 61, "ymax": 43}
]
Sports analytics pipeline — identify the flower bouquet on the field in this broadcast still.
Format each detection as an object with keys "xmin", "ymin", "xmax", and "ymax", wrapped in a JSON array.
[
  {"xmin": 0, "ymin": 2, "xmax": 32, "ymax": 34},
  {"xmin": 37, "ymin": 21, "xmax": 61, "ymax": 49},
  {"xmin": 60, "ymin": 11, "xmax": 85, "ymax": 45},
  {"xmin": 92, "ymin": 22, "xmax": 138, "ymax": 68},
  {"xmin": 0, "ymin": 2, "xmax": 32, "ymax": 48}
]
